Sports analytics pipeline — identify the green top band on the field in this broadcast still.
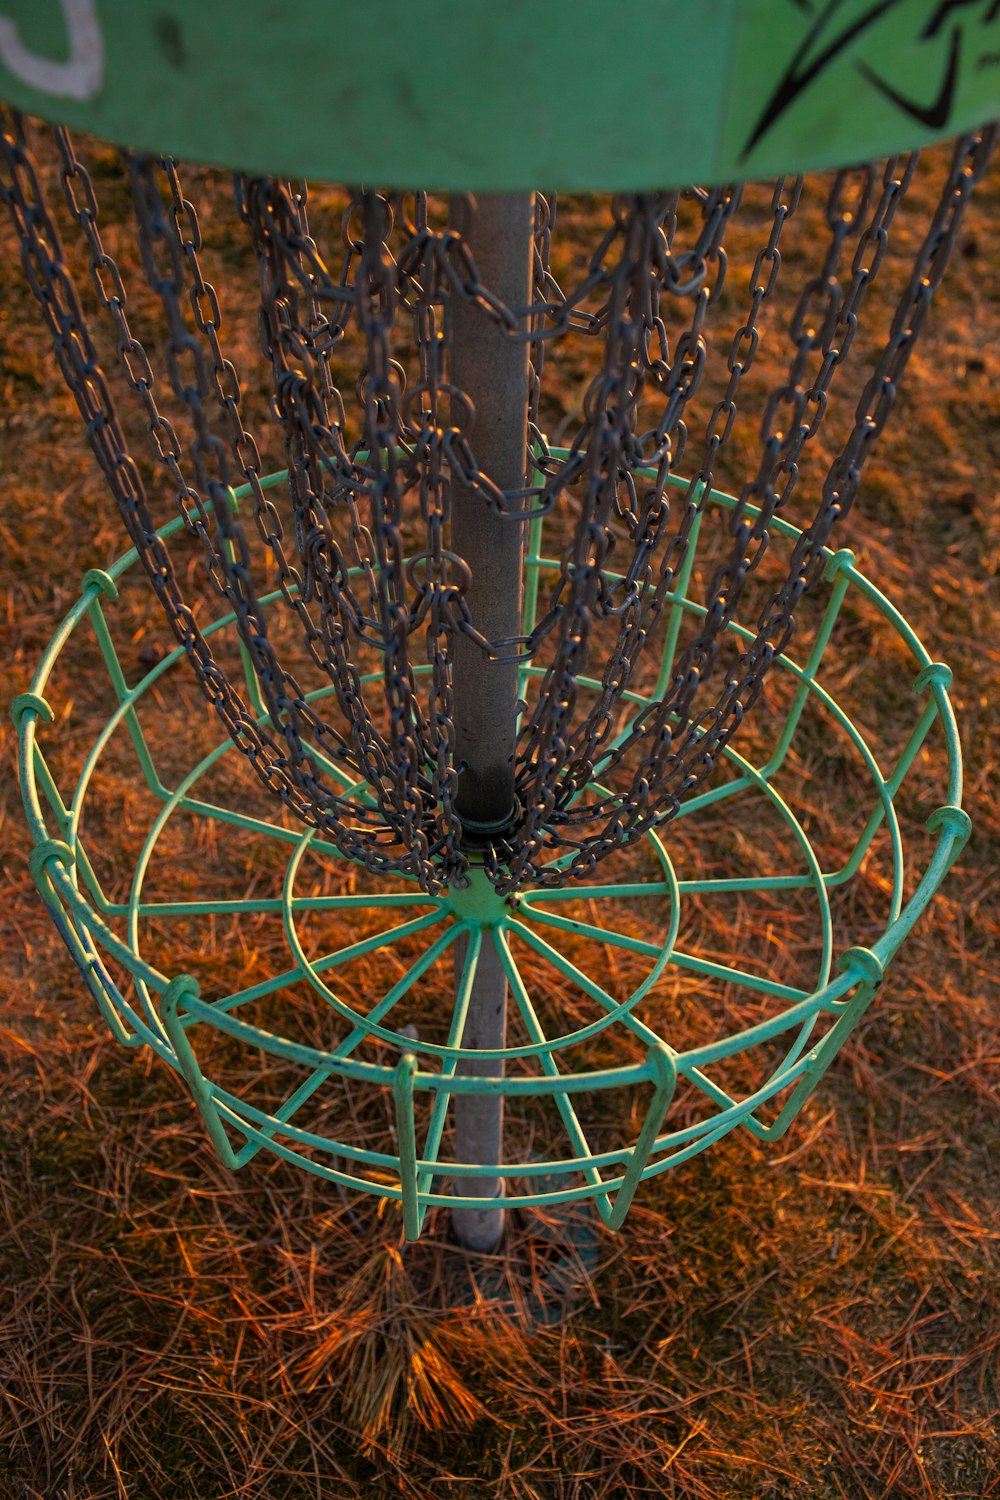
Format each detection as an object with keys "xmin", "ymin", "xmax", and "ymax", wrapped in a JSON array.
[{"xmin": 1, "ymin": 0, "xmax": 999, "ymax": 188}]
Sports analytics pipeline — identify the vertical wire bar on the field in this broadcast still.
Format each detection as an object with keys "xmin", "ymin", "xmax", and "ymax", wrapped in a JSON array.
[
  {"xmin": 519, "ymin": 496, "xmax": 545, "ymax": 709},
  {"xmin": 607, "ymin": 1044, "xmax": 677, "ymax": 1228},
  {"xmin": 223, "ymin": 487, "xmax": 269, "ymax": 719},
  {"xmin": 86, "ymin": 593, "xmax": 171, "ymax": 797},
  {"xmin": 759, "ymin": 550, "xmax": 855, "ymax": 777},
  {"xmin": 161, "ymin": 976, "xmax": 241, "ymax": 1168},
  {"xmin": 416, "ymin": 926, "xmax": 481, "ymax": 1232},
  {"xmin": 498, "ymin": 929, "xmax": 615, "ymax": 1226},
  {"xmin": 654, "ymin": 497, "xmax": 706, "ymax": 698},
  {"xmin": 393, "ymin": 1054, "xmax": 421, "ymax": 1240}
]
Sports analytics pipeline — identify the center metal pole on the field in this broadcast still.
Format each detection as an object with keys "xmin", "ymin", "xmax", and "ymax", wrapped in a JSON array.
[{"xmin": 448, "ymin": 192, "xmax": 534, "ymax": 1253}]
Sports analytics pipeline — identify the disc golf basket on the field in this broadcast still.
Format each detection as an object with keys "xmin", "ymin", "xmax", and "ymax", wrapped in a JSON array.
[{"xmin": 4, "ymin": 3, "xmax": 997, "ymax": 1252}]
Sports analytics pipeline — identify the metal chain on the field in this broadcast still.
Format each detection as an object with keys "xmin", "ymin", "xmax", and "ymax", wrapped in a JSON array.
[
  {"xmin": 2, "ymin": 112, "xmax": 994, "ymax": 895},
  {"xmin": 1, "ymin": 116, "xmax": 435, "ymax": 886},
  {"xmin": 582, "ymin": 130, "xmax": 996, "ymax": 867},
  {"xmin": 524, "ymin": 163, "xmax": 902, "ymax": 868}
]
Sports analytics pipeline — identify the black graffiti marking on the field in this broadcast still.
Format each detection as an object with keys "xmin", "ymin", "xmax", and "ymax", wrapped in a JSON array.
[
  {"xmin": 857, "ymin": 25, "xmax": 960, "ymax": 127},
  {"xmin": 742, "ymin": 0, "xmax": 909, "ymax": 159},
  {"xmin": 741, "ymin": 0, "xmax": 998, "ymax": 160},
  {"xmin": 921, "ymin": 0, "xmax": 999, "ymax": 40}
]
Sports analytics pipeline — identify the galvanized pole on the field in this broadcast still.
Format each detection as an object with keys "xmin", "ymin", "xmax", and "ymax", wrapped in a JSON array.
[{"xmin": 449, "ymin": 192, "xmax": 534, "ymax": 1252}]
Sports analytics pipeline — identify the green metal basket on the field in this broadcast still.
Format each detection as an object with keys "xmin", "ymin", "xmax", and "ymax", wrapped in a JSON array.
[{"xmin": 15, "ymin": 467, "xmax": 969, "ymax": 1237}]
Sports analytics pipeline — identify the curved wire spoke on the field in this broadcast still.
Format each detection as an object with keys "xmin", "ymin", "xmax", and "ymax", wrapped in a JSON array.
[
  {"xmin": 497, "ymin": 929, "xmax": 613, "ymax": 1219},
  {"xmin": 333, "ymin": 920, "xmax": 466, "ymax": 1062},
  {"xmin": 413, "ymin": 927, "xmax": 483, "ymax": 1222},
  {"xmin": 515, "ymin": 902, "xmax": 662, "ymax": 959},
  {"xmin": 209, "ymin": 907, "xmax": 448, "ymax": 1018},
  {"xmin": 295, "ymin": 907, "xmax": 449, "ymax": 981},
  {"xmin": 506, "ymin": 919, "xmax": 669, "ymax": 1054},
  {"xmin": 134, "ymin": 890, "xmax": 440, "ymax": 919},
  {"xmin": 668, "ymin": 948, "xmax": 808, "ymax": 1002},
  {"xmin": 676, "ymin": 873, "xmax": 820, "ymax": 894},
  {"xmin": 673, "ymin": 774, "xmax": 755, "ymax": 820},
  {"xmin": 520, "ymin": 880, "xmax": 673, "ymax": 904}
]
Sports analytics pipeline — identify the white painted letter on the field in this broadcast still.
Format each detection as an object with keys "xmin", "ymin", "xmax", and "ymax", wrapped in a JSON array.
[{"xmin": 0, "ymin": 0, "xmax": 103, "ymax": 101}]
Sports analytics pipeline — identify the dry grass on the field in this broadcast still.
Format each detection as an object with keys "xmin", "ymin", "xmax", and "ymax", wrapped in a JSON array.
[{"xmin": 1, "ymin": 131, "xmax": 998, "ymax": 1498}]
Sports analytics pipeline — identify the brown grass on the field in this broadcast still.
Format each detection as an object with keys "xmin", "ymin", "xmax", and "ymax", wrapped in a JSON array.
[{"xmin": 1, "ymin": 131, "xmax": 998, "ymax": 1498}]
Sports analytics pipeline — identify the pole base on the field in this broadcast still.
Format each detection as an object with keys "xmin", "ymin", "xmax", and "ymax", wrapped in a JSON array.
[{"xmin": 451, "ymin": 1182, "xmax": 506, "ymax": 1254}]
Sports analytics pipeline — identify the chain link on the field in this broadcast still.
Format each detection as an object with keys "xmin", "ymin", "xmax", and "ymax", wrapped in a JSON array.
[{"xmin": 2, "ymin": 113, "xmax": 995, "ymax": 894}]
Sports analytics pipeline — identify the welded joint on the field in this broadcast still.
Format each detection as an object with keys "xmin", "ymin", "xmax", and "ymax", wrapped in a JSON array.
[
  {"xmin": 28, "ymin": 837, "xmax": 75, "ymax": 896},
  {"xmin": 926, "ymin": 803, "xmax": 972, "ymax": 863},
  {"xmin": 11, "ymin": 690, "xmax": 55, "ymax": 730},
  {"xmin": 822, "ymin": 547, "xmax": 857, "ymax": 583},
  {"xmin": 912, "ymin": 660, "xmax": 952, "ymax": 694},
  {"xmin": 81, "ymin": 567, "xmax": 119, "ymax": 602},
  {"xmin": 836, "ymin": 945, "xmax": 884, "ymax": 990}
]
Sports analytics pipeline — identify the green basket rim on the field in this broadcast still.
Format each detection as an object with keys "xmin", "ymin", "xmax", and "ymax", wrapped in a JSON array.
[{"xmin": 14, "ymin": 475, "xmax": 969, "ymax": 1227}]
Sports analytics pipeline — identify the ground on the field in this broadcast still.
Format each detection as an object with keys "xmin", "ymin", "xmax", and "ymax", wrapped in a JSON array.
[{"xmin": 0, "ymin": 125, "xmax": 998, "ymax": 1499}]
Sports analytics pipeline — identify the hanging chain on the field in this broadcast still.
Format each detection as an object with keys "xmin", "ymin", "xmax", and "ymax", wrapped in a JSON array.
[
  {"xmin": 2, "ymin": 112, "xmax": 995, "ymax": 894},
  {"xmin": 0, "ymin": 116, "xmax": 440, "ymax": 885}
]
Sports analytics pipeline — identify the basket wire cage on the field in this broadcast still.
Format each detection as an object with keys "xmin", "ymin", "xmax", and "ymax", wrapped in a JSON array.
[
  {"xmin": 13, "ymin": 431, "xmax": 971, "ymax": 1240},
  {"xmin": 3, "ymin": 2, "xmax": 997, "ymax": 1251}
]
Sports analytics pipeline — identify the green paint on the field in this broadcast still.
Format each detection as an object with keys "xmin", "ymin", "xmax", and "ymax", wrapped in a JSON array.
[
  {"xmin": 445, "ymin": 866, "xmax": 509, "ymax": 927},
  {"xmin": 1, "ymin": 1, "xmax": 998, "ymax": 188},
  {"xmin": 15, "ymin": 474, "xmax": 967, "ymax": 1228}
]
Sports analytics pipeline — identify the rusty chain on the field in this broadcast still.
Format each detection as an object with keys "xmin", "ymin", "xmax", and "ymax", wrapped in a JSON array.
[{"xmin": 2, "ymin": 112, "xmax": 995, "ymax": 894}]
